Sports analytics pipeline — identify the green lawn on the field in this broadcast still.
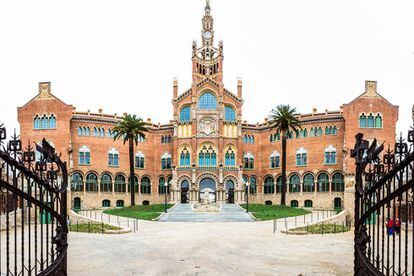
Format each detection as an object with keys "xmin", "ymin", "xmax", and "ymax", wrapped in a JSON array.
[
  {"xmin": 103, "ymin": 204, "xmax": 174, "ymax": 220},
  {"xmin": 292, "ymin": 223, "xmax": 350, "ymax": 234},
  {"xmin": 69, "ymin": 222, "xmax": 120, "ymax": 233},
  {"xmin": 240, "ymin": 204, "xmax": 311, "ymax": 221}
]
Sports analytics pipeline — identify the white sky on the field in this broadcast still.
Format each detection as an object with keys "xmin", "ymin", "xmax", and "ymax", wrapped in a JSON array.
[{"xmin": 0, "ymin": 0, "xmax": 413, "ymax": 135}]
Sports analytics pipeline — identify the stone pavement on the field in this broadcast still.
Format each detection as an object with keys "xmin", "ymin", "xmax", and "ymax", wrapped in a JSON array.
[
  {"xmin": 68, "ymin": 219, "xmax": 354, "ymax": 276},
  {"xmin": 157, "ymin": 203, "xmax": 255, "ymax": 222}
]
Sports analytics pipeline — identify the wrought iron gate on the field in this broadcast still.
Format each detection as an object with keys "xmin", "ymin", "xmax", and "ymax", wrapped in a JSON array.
[
  {"xmin": 352, "ymin": 128, "xmax": 414, "ymax": 275},
  {"xmin": 0, "ymin": 126, "xmax": 68, "ymax": 275}
]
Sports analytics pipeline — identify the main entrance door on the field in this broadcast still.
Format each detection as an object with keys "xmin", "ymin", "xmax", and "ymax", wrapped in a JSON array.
[
  {"xmin": 226, "ymin": 180, "xmax": 235, "ymax": 204},
  {"xmin": 181, "ymin": 180, "xmax": 190, "ymax": 203},
  {"xmin": 199, "ymin": 178, "xmax": 216, "ymax": 202}
]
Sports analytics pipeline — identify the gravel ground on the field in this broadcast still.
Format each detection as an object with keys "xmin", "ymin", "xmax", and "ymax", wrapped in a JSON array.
[{"xmin": 68, "ymin": 220, "xmax": 353, "ymax": 276}]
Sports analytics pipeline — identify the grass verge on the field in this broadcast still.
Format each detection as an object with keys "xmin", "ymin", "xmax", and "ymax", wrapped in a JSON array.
[
  {"xmin": 69, "ymin": 222, "xmax": 120, "ymax": 233},
  {"xmin": 239, "ymin": 204, "xmax": 311, "ymax": 221},
  {"xmin": 103, "ymin": 204, "xmax": 174, "ymax": 220},
  {"xmin": 291, "ymin": 223, "xmax": 350, "ymax": 234}
]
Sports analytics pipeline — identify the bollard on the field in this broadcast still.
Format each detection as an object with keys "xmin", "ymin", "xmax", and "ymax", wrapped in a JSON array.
[
  {"xmin": 77, "ymin": 221, "xmax": 79, "ymax": 232},
  {"xmin": 275, "ymin": 219, "xmax": 277, "ymax": 231},
  {"xmin": 317, "ymin": 211, "xmax": 319, "ymax": 221},
  {"xmin": 322, "ymin": 211, "xmax": 324, "ymax": 219},
  {"xmin": 321, "ymin": 222, "xmax": 324, "ymax": 235},
  {"xmin": 311, "ymin": 213, "xmax": 313, "ymax": 223},
  {"xmin": 334, "ymin": 222, "xmax": 336, "ymax": 234},
  {"xmin": 303, "ymin": 215, "xmax": 305, "ymax": 224},
  {"xmin": 102, "ymin": 222, "xmax": 104, "ymax": 234},
  {"xmin": 127, "ymin": 218, "xmax": 129, "ymax": 228},
  {"xmin": 284, "ymin": 217, "xmax": 287, "ymax": 235},
  {"xmin": 133, "ymin": 220, "xmax": 136, "ymax": 233},
  {"xmin": 89, "ymin": 221, "xmax": 91, "ymax": 233}
]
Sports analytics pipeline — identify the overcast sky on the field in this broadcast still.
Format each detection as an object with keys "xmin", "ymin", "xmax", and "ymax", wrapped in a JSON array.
[{"xmin": 0, "ymin": 0, "xmax": 413, "ymax": 135}]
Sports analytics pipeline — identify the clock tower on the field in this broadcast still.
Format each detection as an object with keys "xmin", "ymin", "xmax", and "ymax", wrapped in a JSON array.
[{"xmin": 192, "ymin": 0, "xmax": 223, "ymax": 84}]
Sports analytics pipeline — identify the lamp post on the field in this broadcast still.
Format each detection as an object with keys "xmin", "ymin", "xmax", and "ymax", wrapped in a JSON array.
[
  {"xmin": 164, "ymin": 181, "xmax": 169, "ymax": 213},
  {"xmin": 245, "ymin": 181, "xmax": 250, "ymax": 213}
]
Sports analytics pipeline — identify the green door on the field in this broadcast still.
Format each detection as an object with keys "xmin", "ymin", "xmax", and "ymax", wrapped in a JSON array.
[{"xmin": 40, "ymin": 203, "xmax": 52, "ymax": 224}]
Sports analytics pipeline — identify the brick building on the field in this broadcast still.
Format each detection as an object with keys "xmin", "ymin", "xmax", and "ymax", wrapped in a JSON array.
[{"xmin": 17, "ymin": 1, "xmax": 398, "ymax": 211}]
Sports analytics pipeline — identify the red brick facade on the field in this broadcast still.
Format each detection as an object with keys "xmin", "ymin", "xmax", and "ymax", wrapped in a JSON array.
[{"xmin": 17, "ymin": 3, "xmax": 398, "ymax": 211}]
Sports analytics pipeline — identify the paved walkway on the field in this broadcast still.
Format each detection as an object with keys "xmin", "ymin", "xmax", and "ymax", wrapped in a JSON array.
[
  {"xmin": 157, "ymin": 203, "xmax": 255, "ymax": 222},
  {"xmin": 68, "ymin": 220, "xmax": 354, "ymax": 276}
]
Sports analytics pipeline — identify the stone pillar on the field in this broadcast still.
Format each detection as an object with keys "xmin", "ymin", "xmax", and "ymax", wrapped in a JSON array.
[{"xmin": 344, "ymin": 174, "xmax": 356, "ymax": 223}]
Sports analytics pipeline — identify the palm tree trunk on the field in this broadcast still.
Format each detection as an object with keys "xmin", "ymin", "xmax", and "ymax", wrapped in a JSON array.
[
  {"xmin": 281, "ymin": 132, "xmax": 287, "ymax": 206},
  {"xmin": 129, "ymin": 138, "xmax": 135, "ymax": 206}
]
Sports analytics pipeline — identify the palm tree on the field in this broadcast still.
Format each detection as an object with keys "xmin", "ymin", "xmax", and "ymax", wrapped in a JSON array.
[
  {"xmin": 113, "ymin": 114, "xmax": 149, "ymax": 206},
  {"xmin": 268, "ymin": 105, "xmax": 302, "ymax": 206}
]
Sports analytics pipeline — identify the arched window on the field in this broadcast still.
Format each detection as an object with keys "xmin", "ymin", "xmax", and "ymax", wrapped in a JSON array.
[
  {"xmin": 85, "ymin": 127, "xmax": 90, "ymax": 136},
  {"xmin": 332, "ymin": 173, "xmax": 344, "ymax": 192},
  {"xmin": 180, "ymin": 146, "xmax": 191, "ymax": 166},
  {"xmin": 73, "ymin": 197, "xmax": 82, "ymax": 210},
  {"xmin": 317, "ymin": 127, "xmax": 323, "ymax": 136},
  {"xmin": 93, "ymin": 127, "xmax": 98, "ymax": 137},
  {"xmin": 359, "ymin": 114, "xmax": 367, "ymax": 128},
  {"xmin": 108, "ymin": 148, "xmax": 119, "ymax": 167},
  {"xmin": 159, "ymin": 177, "xmax": 169, "ymax": 194},
  {"xmin": 302, "ymin": 129, "xmax": 307, "ymax": 138},
  {"xmin": 180, "ymin": 106, "xmax": 191, "ymax": 122},
  {"xmin": 244, "ymin": 153, "xmax": 254, "ymax": 169},
  {"xmin": 296, "ymin": 148, "xmax": 307, "ymax": 166},
  {"xmin": 100, "ymin": 173, "xmax": 112, "ymax": 192},
  {"xmin": 367, "ymin": 113, "xmax": 375, "ymax": 128},
  {"xmin": 276, "ymin": 176, "xmax": 282, "ymax": 193},
  {"xmin": 264, "ymin": 176, "xmax": 274, "ymax": 194},
  {"xmin": 78, "ymin": 146, "xmax": 91, "ymax": 165},
  {"xmin": 161, "ymin": 153, "xmax": 172, "ymax": 169},
  {"xmin": 304, "ymin": 200, "xmax": 313, "ymax": 208},
  {"xmin": 270, "ymin": 151, "xmax": 280, "ymax": 168},
  {"xmin": 249, "ymin": 176, "xmax": 257, "ymax": 194},
  {"xmin": 77, "ymin": 126, "xmax": 83, "ymax": 136},
  {"xmin": 85, "ymin": 173, "xmax": 98, "ymax": 192},
  {"xmin": 198, "ymin": 145, "xmax": 216, "ymax": 167},
  {"xmin": 198, "ymin": 92, "xmax": 217, "ymax": 110},
  {"xmin": 303, "ymin": 173, "xmax": 315, "ymax": 192},
  {"xmin": 102, "ymin": 199, "xmax": 111, "ymax": 208},
  {"xmin": 116, "ymin": 200, "xmax": 124, "ymax": 208},
  {"xmin": 375, "ymin": 114, "xmax": 382, "ymax": 128},
  {"xmin": 309, "ymin": 128, "xmax": 315, "ymax": 137},
  {"xmin": 49, "ymin": 114, "xmax": 56, "ymax": 129},
  {"xmin": 324, "ymin": 145, "xmax": 337, "ymax": 165},
  {"xmin": 141, "ymin": 176, "xmax": 151, "ymax": 194},
  {"xmin": 317, "ymin": 173, "xmax": 329, "ymax": 192},
  {"xmin": 41, "ymin": 114, "xmax": 48, "ymax": 129},
  {"xmin": 290, "ymin": 200, "xmax": 299, "ymax": 207},
  {"xmin": 224, "ymin": 146, "xmax": 236, "ymax": 166},
  {"xmin": 332, "ymin": 126, "xmax": 338, "ymax": 135},
  {"xmin": 33, "ymin": 115, "xmax": 41, "ymax": 129},
  {"xmin": 128, "ymin": 176, "xmax": 139, "ymax": 193},
  {"xmin": 114, "ymin": 175, "xmax": 126, "ymax": 193},
  {"xmin": 289, "ymin": 174, "xmax": 300, "ymax": 193},
  {"xmin": 71, "ymin": 173, "xmax": 83, "ymax": 192},
  {"xmin": 224, "ymin": 106, "xmax": 236, "ymax": 122},
  {"xmin": 135, "ymin": 152, "xmax": 145, "ymax": 169}
]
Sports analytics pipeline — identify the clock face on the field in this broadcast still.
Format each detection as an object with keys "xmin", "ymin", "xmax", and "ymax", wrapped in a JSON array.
[{"xmin": 203, "ymin": 31, "xmax": 212, "ymax": 39}]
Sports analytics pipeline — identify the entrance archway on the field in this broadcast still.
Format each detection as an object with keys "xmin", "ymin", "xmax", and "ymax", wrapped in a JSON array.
[
  {"xmin": 225, "ymin": 180, "xmax": 235, "ymax": 204},
  {"xmin": 199, "ymin": 178, "xmax": 216, "ymax": 202},
  {"xmin": 181, "ymin": 180, "xmax": 190, "ymax": 203}
]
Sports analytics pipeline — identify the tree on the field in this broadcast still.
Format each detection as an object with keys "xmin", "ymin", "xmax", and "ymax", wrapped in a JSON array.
[
  {"xmin": 268, "ymin": 105, "xmax": 302, "ymax": 206},
  {"xmin": 113, "ymin": 114, "xmax": 149, "ymax": 206}
]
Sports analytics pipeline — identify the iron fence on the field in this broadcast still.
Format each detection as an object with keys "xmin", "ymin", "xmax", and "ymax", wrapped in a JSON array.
[
  {"xmin": 0, "ymin": 125, "xmax": 68, "ymax": 275},
  {"xmin": 352, "ymin": 128, "xmax": 414, "ymax": 275}
]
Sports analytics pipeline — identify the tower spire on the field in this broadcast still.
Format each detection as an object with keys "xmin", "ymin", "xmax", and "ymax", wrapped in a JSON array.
[{"xmin": 205, "ymin": 0, "xmax": 211, "ymax": 15}]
